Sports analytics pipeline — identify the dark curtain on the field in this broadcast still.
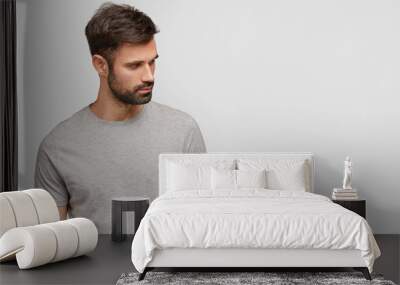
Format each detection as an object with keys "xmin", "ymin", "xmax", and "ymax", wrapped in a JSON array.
[{"xmin": 0, "ymin": 0, "xmax": 18, "ymax": 192}]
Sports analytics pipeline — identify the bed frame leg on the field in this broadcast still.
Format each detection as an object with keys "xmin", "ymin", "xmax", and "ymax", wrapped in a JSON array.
[
  {"xmin": 138, "ymin": 268, "xmax": 148, "ymax": 281},
  {"xmin": 354, "ymin": 267, "xmax": 371, "ymax": 280}
]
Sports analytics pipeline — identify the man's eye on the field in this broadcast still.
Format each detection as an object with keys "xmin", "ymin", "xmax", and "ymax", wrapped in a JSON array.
[
  {"xmin": 149, "ymin": 60, "xmax": 155, "ymax": 65},
  {"xmin": 130, "ymin": 64, "xmax": 140, "ymax": 69}
]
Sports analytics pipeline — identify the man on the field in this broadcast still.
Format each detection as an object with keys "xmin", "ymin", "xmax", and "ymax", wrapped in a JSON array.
[{"xmin": 34, "ymin": 3, "xmax": 206, "ymax": 233}]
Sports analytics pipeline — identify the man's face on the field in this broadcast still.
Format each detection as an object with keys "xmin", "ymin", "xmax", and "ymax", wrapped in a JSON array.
[{"xmin": 107, "ymin": 39, "xmax": 158, "ymax": 105}]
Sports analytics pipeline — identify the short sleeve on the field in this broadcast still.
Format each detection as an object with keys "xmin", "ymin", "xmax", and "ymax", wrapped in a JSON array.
[
  {"xmin": 183, "ymin": 119, "xmax": 207, "ymax": 153},
  {"xmin": 34, "ymin": 141, "xmax": 69, "ymax": 207}
]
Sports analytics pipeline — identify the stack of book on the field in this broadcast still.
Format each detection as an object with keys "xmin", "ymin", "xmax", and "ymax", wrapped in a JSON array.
[{"xmin": 332, "ymin": 188, "xmax": 359, "ymax": 200}]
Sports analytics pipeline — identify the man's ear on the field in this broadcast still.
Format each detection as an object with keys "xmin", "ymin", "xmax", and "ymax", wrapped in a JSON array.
[{"xmin": 92, "ymin": 55, "xmax": 109, "ymax": 78}]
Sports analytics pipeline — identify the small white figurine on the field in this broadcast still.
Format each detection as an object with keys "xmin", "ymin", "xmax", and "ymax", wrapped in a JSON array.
[{"xmin": 342, "ymin": 156, "xmax": 353, "ymax": 190}]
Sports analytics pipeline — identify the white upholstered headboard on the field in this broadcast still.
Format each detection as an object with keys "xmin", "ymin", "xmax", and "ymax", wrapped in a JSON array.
[{"xmin": 159, "ymin": 152, "xmax": 314, "ymax": 196}]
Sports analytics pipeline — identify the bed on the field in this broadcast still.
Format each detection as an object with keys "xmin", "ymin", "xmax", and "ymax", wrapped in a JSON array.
[{"xmin": 131, "ymin": 152, "xmax": 381, "ymax": 281}]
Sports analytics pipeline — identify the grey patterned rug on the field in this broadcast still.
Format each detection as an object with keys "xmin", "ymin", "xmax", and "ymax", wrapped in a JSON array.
[{"xmin": 116, "ymin": 271, "xmax": 396, "ymax": 285}]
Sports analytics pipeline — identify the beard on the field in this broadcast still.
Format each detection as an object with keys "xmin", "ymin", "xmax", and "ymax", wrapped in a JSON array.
[{"xmin": 107, "ymin": 71, "xmax": 153, "ymax": 105}]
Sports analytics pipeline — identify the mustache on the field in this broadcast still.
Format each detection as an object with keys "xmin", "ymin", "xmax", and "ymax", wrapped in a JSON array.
[{"xmin": 134, "ymin": 82, "xmax": 154, "ymax": 91}]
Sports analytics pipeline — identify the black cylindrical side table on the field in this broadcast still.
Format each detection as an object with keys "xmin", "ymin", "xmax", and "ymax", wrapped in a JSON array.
[{"xmin": 112, "ymin": 197, "xmax": 149, "ymax": 242}]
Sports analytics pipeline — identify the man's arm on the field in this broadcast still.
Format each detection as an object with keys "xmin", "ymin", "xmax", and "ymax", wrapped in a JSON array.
[
  {"xmin": 183, "ymin": 119, "xmax": 207, "ymax": 153},
  {"xmin": 34, "ymin": 140, "xmax": 70, "ymax": 215},
  {"xmin": 58, "ymin": 206, "xmax": 68, "ymax": 220}
]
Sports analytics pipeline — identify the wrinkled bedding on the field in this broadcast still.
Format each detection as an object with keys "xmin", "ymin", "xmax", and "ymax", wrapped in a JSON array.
[{"xmin": 131, "ymin": 189, "xmax": 380, "ymax": 273}]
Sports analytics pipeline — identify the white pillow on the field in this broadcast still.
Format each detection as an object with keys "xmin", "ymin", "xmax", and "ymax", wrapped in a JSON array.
[
  {"xmin": 167, "ymin": 162, "xmax": 211, "ymax": 191},
  {"xmin": 237, "ymin": 159, "xmax": 308, "ymax": 191},
  {"xmin": 211, "ymin": 168, "xmax": 236, "ymax": 189},
  {"xmin": 237, "ymin": 169, "xmax": 267, "ymax": 188},
  {"xmin": 211, "ymin": 168, "xmax": 268, "ymax": 190},
  {"xmin": 166, "ymin": 159, "xmax": 235, "ymax": 192}
]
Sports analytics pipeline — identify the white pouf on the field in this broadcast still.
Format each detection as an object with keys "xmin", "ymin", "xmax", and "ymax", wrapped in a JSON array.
[
  {"xmin": 0, "ymin": 196, "xmax": 17, "ymax": 237},
  {"xmin": 1, "ymin": 191, "xmax": 40, "ymax": 227},
  {"xmin": 0, "ymin": 189, "xmax": 98, "ymax": 269},
  {"xmin": 0, "ymin": 218, "xmax": 98, "ymax": 269},
  {"xmin": 0, "ymin": 189, "xmax": 59, "ymax": 236},
  {"xmin": 24, "ymin": 189, "xmax": 60, "ymax": 223}
]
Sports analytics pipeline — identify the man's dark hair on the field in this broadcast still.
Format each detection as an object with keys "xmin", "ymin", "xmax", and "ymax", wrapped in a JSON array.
[{"xmin": 85, "ymin": 2, "xmax": 158, "ymax": 64}]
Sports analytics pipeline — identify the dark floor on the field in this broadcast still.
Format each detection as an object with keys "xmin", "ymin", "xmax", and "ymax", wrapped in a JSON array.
[
  {"xmin": 0, "ymin": 235, "xmax": 134, "ymax": 285},
  {"xmin": 0, "ymin": 235, "xmax": 398, "ymax": 285},
  {"xmin": 374, "ymin": 234, "xmax": 400, "ymax": 284}
]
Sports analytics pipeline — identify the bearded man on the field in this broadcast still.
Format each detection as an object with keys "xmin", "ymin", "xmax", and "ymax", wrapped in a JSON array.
[{"xmin": 34, "ymin": 3, "xmax": 206, "ymax": 233}]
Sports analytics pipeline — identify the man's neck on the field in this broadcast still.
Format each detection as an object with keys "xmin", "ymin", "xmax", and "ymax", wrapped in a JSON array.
[{"xmin": 90, "ymin": 87, "xmax": 144, "ymax": 122}]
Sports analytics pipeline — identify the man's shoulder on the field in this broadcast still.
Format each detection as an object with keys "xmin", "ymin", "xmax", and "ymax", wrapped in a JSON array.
[
  {"xmin": 39, "ymin": 106, "xmax": 88, "ymax": 152},
  {"xmin": 149, "ymin": 101, "xmax": 197, "ymax": 127}
]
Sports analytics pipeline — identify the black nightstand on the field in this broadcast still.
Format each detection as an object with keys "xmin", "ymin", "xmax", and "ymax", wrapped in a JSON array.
[
  {"xmin": 111, "ymin": 197, "xmax": 149, "ymax": 242},
  {"xmin": 332, "ymin": 199, "xmax": 366, "ymax": 219}
]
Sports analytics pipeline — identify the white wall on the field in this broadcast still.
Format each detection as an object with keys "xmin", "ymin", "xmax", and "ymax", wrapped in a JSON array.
[{"xmin": 17, "ymin": 0, "xmax": 400, "ymax": 233}]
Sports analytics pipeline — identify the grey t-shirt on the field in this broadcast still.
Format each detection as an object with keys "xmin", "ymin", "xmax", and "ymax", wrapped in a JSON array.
[{"xmin": 34, "ymin": 101, "xmax": 206, "ymax": 233}]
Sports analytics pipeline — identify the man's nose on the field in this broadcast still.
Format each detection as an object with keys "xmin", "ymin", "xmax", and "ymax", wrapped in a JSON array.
[{"xmin": 142, "ymin": 64, "xmax": 154, "ymax": 82}]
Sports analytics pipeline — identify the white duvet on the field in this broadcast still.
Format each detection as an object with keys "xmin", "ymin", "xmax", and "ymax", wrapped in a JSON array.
[{"xmin": 131, "ymin": 189, "xmax": 380, "ymax": 273}]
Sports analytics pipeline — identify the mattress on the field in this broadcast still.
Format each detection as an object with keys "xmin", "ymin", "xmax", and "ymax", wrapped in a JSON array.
[{"xmin": 131, "ymin": 189, "xmax": 380, "ymax": 273}]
